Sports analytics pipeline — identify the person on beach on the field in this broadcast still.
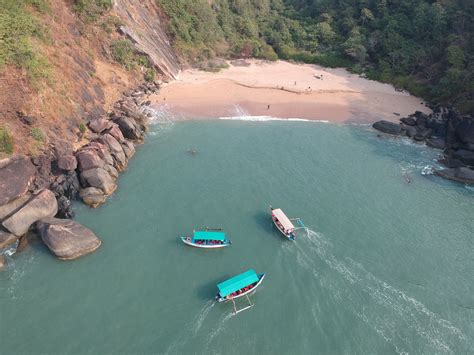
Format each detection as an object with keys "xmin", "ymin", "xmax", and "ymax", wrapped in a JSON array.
[{"xmin": 267, "ymin": 104, "xmax": 270, "ymax": 110}]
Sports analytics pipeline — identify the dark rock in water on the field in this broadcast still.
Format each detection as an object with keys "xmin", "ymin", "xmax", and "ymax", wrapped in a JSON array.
[
  {"xmin": 56, "ymin": 196, "xmax": 74, "ymax": 219},
  {"xmin": 0, "ymin": 228, "xmax": 18, "ymax": 249},
  {"xmin": 37, "ymin": 217, "xmax": 101, "ymax": 260},
  {"xmin": 414, "ymin": 128, "xmax": 433, "ymax": 141},
  {"xmin": 114, "ymin": 116, "xmax": 142, "ymax": 140},
  {"xmin": 455, "ymin": 116, "xmax": 474, "ymax": 145},
  {"xmin": 434, "ymin": 167, "xmax": 474, "ymax": 184},
  {"xmin": 2, "ymin": 189, "xmax": 58, "ymax": 236},
  {"xmin": 16, "ymin": 231, "xmax": 41, "ymax": 253},
  {"xmin": 453, "ymin": 149, "xmax": 474, "ymax": 166},
  {"xmin": 426, "ymin": 138, "xmax": 446, "ymax": 150},
  {"xmin": 406, "ymin": 126, "xmax": 417, "ymax": 138},
  {"xmin": 372, "ymin": 121, "xmax": 403, "ymax": 135},
  {"xmin": 0, "ymin": 156, "xmax": 36, "ymax": 206},
  {"xmin": 79, "ymin": 187, "xmax": 107, "ymax": 208},
  {"xmin": 439, "ymin": 156, "xmax": 466, "ymax": 168},
  {"xmin": 81, "ymin": 168, "xmax": 117, "ymax": 195},
  {"xmin": 416, "ymin": 115, "xmax": 428, "ymax": 127},
  {"xmin": 401, "ymin": 117, "xmax": 416, "ymax": 126},
  {"xmin": 463, "ymin": 143, "xmax": 474, "ymax": 152},
  {"xmin": 88, "ymin": 118, "xmax": 113, "ymax": 134},
  {"xmin": 414, "ymin": 111, "xmax": 428, "ymax": 119},
  {"xmin": 57, "ymin": 155, "xmax": 77, "ymax": 171}
]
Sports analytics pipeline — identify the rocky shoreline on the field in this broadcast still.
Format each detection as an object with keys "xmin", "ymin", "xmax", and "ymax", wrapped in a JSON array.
[
  {"xmin": 373, "ymin": 107, "xmax": 474, "ymax": 184},
  {"xmin": 0, "ymin": 82, "xmax": 160, "ymax": 269}
]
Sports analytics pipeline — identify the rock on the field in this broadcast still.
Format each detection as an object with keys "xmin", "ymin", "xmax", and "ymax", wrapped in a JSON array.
[
  {"xmin": 0, "ymin": 228, "xmax": 18, "ymax": 249},
  {"xmin": 121, "ymin": 140, "xmax": 135, "ymax": 159},
  {"xmin": 81, "ymin": 168, "xmax": 117, "ymax": 195},
  {"xmin": 85, "ymin": 142, "xmax": 114, "ymax": 166},
  {"xmin": 56, "ymin": 196, "xmax": 74, "ymax": 219},
  {"xmin": 103, "ymin": 164, "xmax": 119, "ymax": 179},
  {"xmin": 97, "ymin": 134, "xmax": 127, "ymax": 171},
  {"xmin": 37, "ymin": 217, "xmax": 101, "ymax": 260},
  {"xmin": 114, "ymin": 116, "xmax": 142, "ymax": 140},
  {"xmin": 57, "ymin": 155, "xmax": 77, "ymax": 171},
  {"xmin": 31, "ymin": 155, "xmax": 53, "ymax": 190},
  {"xmin": 50, "ymin": 172, "xmax": 80, "ymax": 200},
  {"xmin": 372, "ymin": 121, "xmax": 403, "ymax": 135},
  {"xmin": 426, "ymin": 138, "xmax": 446, "ymax": 150},
  {"xmin": 455, "ymin": 116, "xmax": 474, "ymax": 145},
  {"xmin": 434, "ymin": 167, "xmax": 474, "ymax": 184},
  {"xmin": 0, "ymin": 255, "xmax": 6, "ymax": 271},
  {"xmin": 107, "ymin": 124, "xmax": 125, "ymax": 143},
  {"xmin": 414, "ymin": 111, "xmax": 428, "ymax": 119},
  {"xmin": 2, "ymin": 189, "xmax": 58, "ymax": 236},
  {"xmin": 88, "ymin": 118, "xmax": 113, "ymax": 134},
  {"xmin": 452, "ymin": 149, "xmax": 474, "ymax": 166},
  {"xmin": 414, "ymin": 128, "xmax": 433, "ymax": 141},
  {"xmin": 0, "ymin": 194, "xmax": 30, "ymax": 221},
  {"xmin": 79, "ymin": 188, "xmax": 107, "ymax": 208},
  {"xmin": 53, "ymin": 139, "xmax": 74, "ymax": 158},
  {"xmin": 76, "ymin": 150, "xmax": 104, "ymax": 172},
  {"xmin": 400, "ymin": 117, "xmax": 416, "ymax": 126},
  {"xmin": 406, "ymin": 126, "xmax": 417, "ymax": 138},
  {"xmin": 0, "ymin": 156, "xmax": 36, "ymax": 206}
]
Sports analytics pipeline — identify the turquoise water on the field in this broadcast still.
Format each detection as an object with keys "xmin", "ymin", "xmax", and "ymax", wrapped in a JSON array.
[{"xmin": 1, "ymin": 120, "xmax": 473, "ymax": 354}]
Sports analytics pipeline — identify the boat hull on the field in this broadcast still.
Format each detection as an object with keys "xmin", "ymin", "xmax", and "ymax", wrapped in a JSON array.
[
  {"xmin": 216, "ymin": 273, "xmax": 265, "ymax": 303},
  {"xmin": 270, "ymin": 209, "xmax": 295, "ymax": 240},
  {"xmin": 180, "ymin": 237, "xmax": 231, "ymax": 249}
]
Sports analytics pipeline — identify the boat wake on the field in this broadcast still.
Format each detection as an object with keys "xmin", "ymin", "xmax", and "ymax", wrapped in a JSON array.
[{"xmin": 291, "ymin": 228, "xmax": 469, "ymax": 354}]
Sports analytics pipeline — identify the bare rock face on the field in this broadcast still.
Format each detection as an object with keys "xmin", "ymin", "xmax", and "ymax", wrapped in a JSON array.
[
  {"xmin": 434, "ymin": 167, "xmax": 474, "ymax": 184},
  {"xmin": 79, "ymin": 188, "xmax": 107, "ymax": 208},
  {"xmin": 37, "ymin": 218, "xmax": 101, "ymax": 260},
  {"xmin": 107, "ymin": 124, "xmax": 125, "ymax": 143},
  {"xmin": 114, "ymin": 116, "xmax": 143, "ymax": 141},
  {"xmin": 2, "ymin": 189, "xmax": 58, "ymax": 236},
  {"xmin": 76, "ymin": 150, "xmax": 104, "ymax": 172},
  {"xmin": 57, "ymin": 155, "xmax": 78, "ymax": 171},
  {"xmin": 97, "ymin": 134, "xmax": 127, "ymax": 171},
  {"xmin": 114, "ymin": 0, "xmax": 180, "ymax": 79},
  {"xmin": 121, "ymin": 140, "xmax": 136, "ymax": 159},
  {"xmin": 0, "ymin": 228, "xmax": 18, "ymax": 249},
  {"xmin": 0, "ymin": 156, "xmax": 36, "ymax": 206},
  {"xmin": 0, "ymin": 195, "xmax": 31, "ymax": 221},
  {"xmin": 81, "ymin": 168, "xmax": 117, "ymax": 195},
  {"xmin": 88, "ymin": 118, "xmax": 113, "ymax": 134}
]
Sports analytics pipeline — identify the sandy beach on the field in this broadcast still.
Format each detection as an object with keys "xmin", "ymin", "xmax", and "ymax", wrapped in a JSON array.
[{"xmin": 151, "ymin": 60, "xmax": 431, "ymax": 123}]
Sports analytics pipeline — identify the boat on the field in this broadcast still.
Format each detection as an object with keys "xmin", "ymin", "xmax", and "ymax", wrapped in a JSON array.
[
  {"xmin": 215, "ymin": 269, "xmax": 265, "ymax": 314},
  {"xmin": 270, "ymin": 206, "xmax": 305, "ymax": 240},
  {"xmin": 180, "ymin": 230, "xmax": 231, "ymax": 249}
]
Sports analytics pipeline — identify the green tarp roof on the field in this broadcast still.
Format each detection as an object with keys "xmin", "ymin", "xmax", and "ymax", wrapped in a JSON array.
[
  {"xmin": 217, "ymin": 269, "xmax": 258, "ymax": 297},
  {"xmin": 193, "ymin": 231, "xmax": 226, "ymax": 241}
]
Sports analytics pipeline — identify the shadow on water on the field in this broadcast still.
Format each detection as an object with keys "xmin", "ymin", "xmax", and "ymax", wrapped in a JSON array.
[
  {"xmin": 195, "ymin": 276, "xmax": 230, "ymax": 301},
  {"xmin": 253, "ymin": 211, "xmax": 280, "ymax": 240}
]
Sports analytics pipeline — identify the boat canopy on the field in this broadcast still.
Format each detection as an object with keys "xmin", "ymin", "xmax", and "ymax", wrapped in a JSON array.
[
  {"xmin": 272, "ymin": 208, "xmax": 295, "ymax": 231},
  {"xmin": 193, "ymin": 231, "xmax": 226, "ymax": 241},
  {"xmin": 217, "ymin": 269, "xmax": 258, "ymax": 297}
]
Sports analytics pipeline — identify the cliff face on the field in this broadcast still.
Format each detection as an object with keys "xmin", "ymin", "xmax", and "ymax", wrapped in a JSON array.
[{"xmin": 114, "ymin": 0, "xmax": 180, "ymax": 79}]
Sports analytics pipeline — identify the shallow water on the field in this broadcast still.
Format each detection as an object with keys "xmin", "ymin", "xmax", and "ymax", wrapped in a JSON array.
[{"xmin": 2, "ymin": 121, "xmax": 473, "ymax": 354}]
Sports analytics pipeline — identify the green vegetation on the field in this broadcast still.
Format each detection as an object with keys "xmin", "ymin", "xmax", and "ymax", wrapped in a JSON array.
[
  {"xmin": 110, "ymin": 39, "xmax": 157, "ymax": 81},
  {"xmin": 79, "ymin": 122, "xmax": 87, "ymax": 135},
  {"xmin": 0, "ymin": 126, "xmax": 14, "ymax": 154},
  {"xmin": 73, "ymin": 0, "xmax": 113, "ymax": 23},
  {"xmin": 30, "ymin": 127, "xmax": 45, "ymax": 142},
  {"xmin": 0, "ymin": 0, "xmax": 50, "ymax": 81},
  {"xmin": 157, "ymin": 0, "xmax": 474, "ymax": 114}
]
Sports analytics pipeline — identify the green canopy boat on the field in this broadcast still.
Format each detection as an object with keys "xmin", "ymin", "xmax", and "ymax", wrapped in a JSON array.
[{"xmin": 181, "ymin": 230, "xmax": 231, "ymax": 248}]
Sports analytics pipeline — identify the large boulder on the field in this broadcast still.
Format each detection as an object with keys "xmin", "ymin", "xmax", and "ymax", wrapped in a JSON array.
[
  {"xmin": 121, "ymin": 140, "xmax": 136, "ymax": 160},
  {"xmin": 2, "ymin": 189, "xmax": 58, "ymax": 236},
  {"xmin": 454, "ymin": 116, "xmax": 474, "ymax": 145},
  {"xmin": 400, "ymin": 117, "xmax": 416, "ymax": 126},
  {"xmin": 434, "ymin": 167, "xmax": 474, "ymax": 184},
  {"xmin": 37, "ymin": 218, "xmax": 101, "ymax": 260},
  {"xmin": 114, "ymin": 116, "xmax": 142, "ymax": 140},
  {"xmin": 0, "ymin": 228, "xmax": 18, "ymax": 249},
  {"xmin": 414, "ymin": 128, "xmax": 433, "ymax": 141},
  {"xmin": 88, "ymin": 118, "xmax": 113, "ymax": 134},
  {"xmin": 57, "ymin": 155, "xmax": 77, "ymax": 171},
  {"xmin": 372, "ymin": 121, "xmax": 403, "ymax": 135},
  {"xmin": 0, "ymin": 156, "xmax": 36, "ymax": 205},
  {"xmin": 106, "ymin": 124, "xmax": 125, "ymax": 143},
  {"xmin": 79, "ymin": 187, "xmax": 107, "ymax": 208},
  {"xmin": 452, "ymin": 149, "xmax": 474, "ymax": 166},
  {"xmin": 426, "ymin": 138, "xmax": 446, "ymax": 150},
  {"xmin": 81, "ymin": 168, "xmax": 117, "ymax": 195},
  {"xmin": 97, "ymin": 134, "xmax": 127, "ymax": 171},
  {"xmin": 0, "ymin": 195, "xmax": 30, "ymax": 221},
  {"xmin": 85, "ymin": 142, "xmax": 114, "ymax": 166},
  {"xmin": 76, "ymin": 150, "xmax": 104, "ymax": 172}
]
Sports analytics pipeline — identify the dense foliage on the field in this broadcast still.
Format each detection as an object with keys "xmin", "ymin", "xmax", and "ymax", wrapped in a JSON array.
[{"xmin": 157, "ymin": 0, "xmax": 473, "ymax": 114}]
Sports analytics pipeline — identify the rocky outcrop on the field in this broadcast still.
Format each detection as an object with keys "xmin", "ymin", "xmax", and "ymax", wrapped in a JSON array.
[
  {"xmin": 0, "ymin": 157, "xmax": 36, "ymax": 205},
  {"xmin": 57, "ymin": 155, "xmax": 77, "ymax": 171},
  {"xmin": 114, "ymin": 0, "xmax": 180, "ymax": 79},
  {"xmin": 81, "ymin": 168, "xmax": 117, "ymax": 195},
  {"xmin": 0, "ymin": 228, "xmax": 18, "ymax": 249},
  {"xmin": 37, "ymin": 218, "xmax": 101, "ymax": 260},
  {"xmin": 373, "ymin": 106, "xmax": 474, "ymax": 184},
  {"xmin": 79, "ymin": 188, "xmax": 107, "ymax": 208},
  {"xmin": 372, "ymin": 120, "xmax": 403, "ymax": 135},
  {"xmin": 2, "ymin": 189, "xmax": 58, "ymax": 236}
]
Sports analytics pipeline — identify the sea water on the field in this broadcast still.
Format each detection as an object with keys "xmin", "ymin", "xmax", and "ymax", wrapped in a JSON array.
[{"xmin": 1, "ymin": 120, "xmax": 473, "ymax": 354}]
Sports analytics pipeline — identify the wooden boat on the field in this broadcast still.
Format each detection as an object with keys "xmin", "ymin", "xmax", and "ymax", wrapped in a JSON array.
[
  {"xmin": 270, "ymin": 206, "xmax": 305, "ymax": 241},
  {"xmin": 180, "ymin": 230, "xmax": 231, "ymax": 249},
  {"xmin": 215, "ymin": 269, "xmax": 265, "ymax": 314}
]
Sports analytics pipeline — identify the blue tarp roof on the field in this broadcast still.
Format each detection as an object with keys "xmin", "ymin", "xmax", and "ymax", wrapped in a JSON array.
[
  {"xmin": 193, "ymin": 231, "xmax": 226, "ymax": 241},
  {"xmin": 217, "ymin": 269, "xmax": 258, "ymax": 297}
]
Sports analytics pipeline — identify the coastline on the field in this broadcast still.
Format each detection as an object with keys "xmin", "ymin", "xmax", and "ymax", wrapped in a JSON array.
[{"xmin": 151, "ymin": 60, "xmax": 431, "ymax": 123}]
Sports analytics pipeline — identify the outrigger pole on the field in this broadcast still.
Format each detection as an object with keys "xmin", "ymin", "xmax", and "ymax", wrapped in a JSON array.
[{"xmin": 230, "ymin": 294, "xmax": 254, "ymax": 315}]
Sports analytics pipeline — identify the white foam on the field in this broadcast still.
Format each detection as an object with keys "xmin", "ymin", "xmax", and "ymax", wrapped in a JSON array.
[{"xmin": 218, "ymin": 115, "xmax": 330, "ymax": 123}]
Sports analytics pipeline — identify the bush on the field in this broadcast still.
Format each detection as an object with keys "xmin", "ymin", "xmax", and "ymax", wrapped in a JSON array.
[
  {"xmin": 79, "ymin": 122, "xmax": 87, "ymax": 134},
  {"xmin": 31, "ymin": 127, "xmax": 45, "ymax": 142},
  {"xmin": 144, "ymin": 68, "xmax": 155, "ymax": 82},
  {"xmin": 74, "ymin": 0, "xmax": 113, "ymax": 23},
  {"xmin": 110, "ymin": 39, "xmax": 137, "ymax": 70},
  {"xmin": 0, "ymin": 126, "xmax": 14, "ymax": 154}
]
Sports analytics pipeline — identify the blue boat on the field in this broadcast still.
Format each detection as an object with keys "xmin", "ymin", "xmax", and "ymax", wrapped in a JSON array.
[
  {"xmin": 181, "ymin": 230, "xmax": 232, "ymax": 249},
  {"xmin": 215, "ymin": 269, "xmax": 265, "ymax": 314}
]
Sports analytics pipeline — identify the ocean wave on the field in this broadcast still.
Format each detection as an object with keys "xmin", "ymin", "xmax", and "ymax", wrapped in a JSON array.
[
  {"xmin": 218, "ymin": 115, "xmax": 330, "ymax": 123},
  {"xmin": 291, "ymin": 228, "xmax": 469, "ymax": 354}
]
